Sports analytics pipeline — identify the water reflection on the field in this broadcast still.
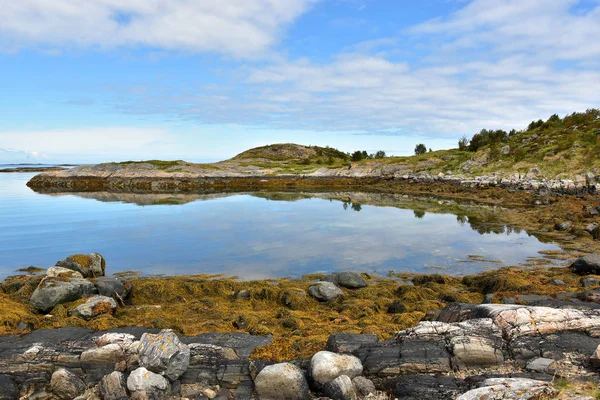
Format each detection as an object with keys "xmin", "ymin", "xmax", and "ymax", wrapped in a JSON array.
[{"xmin": 0, "ymin": 174, "xmax": 560, "ymax": 280}]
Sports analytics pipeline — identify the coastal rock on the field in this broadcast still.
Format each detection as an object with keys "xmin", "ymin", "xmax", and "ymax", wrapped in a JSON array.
[
  {"xmin": 70, "ymin": 295, "xmax": 117, "ymax": 320},
  {"xmin": 450, "ymin": 335, "xmax": 504, "ymax": 368},
  {"xmin": 324, "ymin": 375, "xmax": 357, "ymax": 400},
  {"xmin": 55, "ymin": 253, "xmax": 106, "ymax": 278},
  {"xmin": 554, "ymin": 221, "xmax": 571, "ymax": 231},
  {"xmin": 127, "ymin": 367, "xmax": 170, "ymax": 399},
  {"xmin": 571, "ymin": 254, "xmax": 600, "ymax": 275},
  {"xmin": 0, "ymin": 375, "xmax": 18, "ymax": 400},
  {"xmin": 326, "ymin": 333, "xmax": 378, "ymax": 354},
  {"xmin": 582, "ymin": 278, "xmax": 600, "ymax": 288},
  {"xmin": 351, "ymin": 376, "xmax": 376, "ymax": 397},
  {"xmin": 254, "ymin": 362, "xmax": 309, "ymax": 400},
  {"xmin": 50, "ymin": 368, "xmax": 86, "ymax": 400},
  {"xmin": 590, "ymin": 344, "xmax": 600, "ymax": 367},
  {"xmin": 322, "ymin": 271, "xmax": 368, "ymax": 289},
  {"xmin": 46, "ymin": 266, "xmax": 84, "ymax": 279},
  {"xmin": 98, "ymin": 371, "xmax": 128, "ymax": 400},
  {"xmin": 456, "ymin": 378, "xmax": 558, "ymax": 400},
  {"xmin": 310, "ymin": 351, "xmax": 363, "ymax": 387},
  {"xmin": 30, "ymin": 277, "xmax": 98, "ymax": 314},
  {"xmin": 95, "ymin": 277, "xmax": 132, "ymax": 300},
  {"xmin": 525, "ymin": 357, "xmax": 556, "ymax": 373},
  {"xmin": 308, "ymin": 282, "xmax": 344, "ymax": 302},
  {"xmin": 138, "ymin": 329, "xmax": 190, "ymax": 381}
]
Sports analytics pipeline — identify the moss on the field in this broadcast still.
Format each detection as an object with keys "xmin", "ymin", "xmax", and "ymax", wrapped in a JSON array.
[{"xmin": 69, "ymin": 254, "xmax": 93, "ymax": 269}]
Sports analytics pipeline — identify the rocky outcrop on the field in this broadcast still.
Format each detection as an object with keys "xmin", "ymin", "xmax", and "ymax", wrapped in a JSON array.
[
  {"xmin": 29, "ymin": 277, "xmax": 98, "ymax": 313},
  {"xmin": 138, "ymin": 330, "xmax": 190, "ymax": 381}
]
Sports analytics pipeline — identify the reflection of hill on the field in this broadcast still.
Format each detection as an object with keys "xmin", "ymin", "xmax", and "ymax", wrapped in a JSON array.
[{"xmin": 40, "ymin": 190, "xmax": 519, "ymax": 236}]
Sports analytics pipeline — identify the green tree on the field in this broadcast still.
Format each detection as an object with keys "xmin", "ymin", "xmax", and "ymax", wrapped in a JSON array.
[
  {"xmin": 374, "ymin": 150, "xmax": 386, "ymax": 158},
  {"xmin": 414, "ymin": 143, "xmax": 427, "ymax": 155},
  {"xmin": 458, "ymin": 135, "xmax": 469, "ymax": 151}
]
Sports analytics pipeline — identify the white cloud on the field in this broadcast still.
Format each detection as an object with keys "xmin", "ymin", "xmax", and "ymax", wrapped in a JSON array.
[
  {"xmin": 0, "ymin": 0, "xmax": 317, "ymax": 57},
  {"xmin": 0, "ymin": 148, "xmax": 48, "ymax": 163}
]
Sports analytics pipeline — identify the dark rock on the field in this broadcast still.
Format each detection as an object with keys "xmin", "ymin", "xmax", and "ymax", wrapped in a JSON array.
[
  {"xmin": 50, "ymin": 368, "xmax": 86, "ymax": 400},
  {"xmin": 308, "ymin": 282, "xmax": 344, "ymax": 302},
  {"xmin": 322, "ymin": 271, "xmax": 367, "ymax": 289},
  {"xmin": 395, "ymin": 374, "xmax": 464, "ymax": 400},
  {"xmin": 582, "ymin": 278, "xmax": 600, "ymax": 288},
  {"xmin": 16, "ymin": 321, "xmax": 34, "ymax": 332},
  {"xmin": 233, "ymin": 316, "xmax": 248, "ymax": 330},
  {"xmin": 324, "ymin": 375, "xmax": 357, "ymax": 400},
  {"xmin": 138, "ymin": 329, "xmax": 190, "ymax": 381},
  {"xmin": 95, "ymin": 277, "xmax": 131, "ymax": 300},
  {"xmin": 0, "ymin": 375, "xmax": 18, "ymax": 400},
  {"xmin": 571, "ymin": 254, "xmax": 600, "ymax": 275},
  {"xmin": 98, "ymin": 371, "xmax": 128, "ymax": 400},
  {"xmin": 326, "ymin": 333, "xmax": 378, "ymax": 354},
  {"xmin": 55, "ymin": 253, "xmax": 105, "ymax": 278},
  {"xmin": 387, "ymin": 300, "xmax": 406, "ymax": 314},
  {"xmin": 554, "ymin": 221, "xmax": 571, "ymax": 231},
  {"xmin": 30, "ymin": 277, "xmax": 98, "ymax": 314}
]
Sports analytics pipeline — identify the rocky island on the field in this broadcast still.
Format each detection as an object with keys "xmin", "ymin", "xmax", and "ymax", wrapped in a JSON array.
[{"xmin": 2, "ymin": 110, "xmax": 600, "ymax": 399}]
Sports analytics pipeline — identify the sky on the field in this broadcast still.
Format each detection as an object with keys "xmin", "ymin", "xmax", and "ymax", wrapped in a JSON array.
[{"xmin": 1, "ymin": 0, "xmax": 599, "ymax": 163}]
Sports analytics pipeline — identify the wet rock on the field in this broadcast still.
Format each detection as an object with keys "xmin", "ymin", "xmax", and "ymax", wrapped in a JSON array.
[
  {"xmin": 351, "ymin": 376, "xmax": 375, "ymax": 397},
  {"xmin": 55, "ymin": 252, "xmax": 106, "ymax": 278},
  {"xmin": 0, "ymin": 375, "xmax": 18, "ymax": 400},
  {"xmin": 322, "ymin": 271, "xmax": 367, "ymax": 289},
  {"xmin": 127, "ymin": 367, "xmax": 170, "ymax": 399},
  {"xmin": 456, "ymin": 378, "xmax": 557, "ymax": 400},
  {"xmin": 582, "ymin": 278, "xmax": 600, "ymax": 288},
  {"xmin": 98, "ymin": 371, "xmax": 128, "ymax": 400},
  {"xmin": 310, "ymin": 351, "xmax": 363, "ymax": 387},
  {"xmin": 571, "ymin": 254, "xmax": 600, "ymax": 275},
  {"xmin": 70, "ymin": 295, "xmax": 117, "ymax": 320},
  {"xmin": 95, "ymin": 277, "xmax": 132, "ymax": 300},
  {"xmin": 30, "ymin": 277, "xmax": 98, "ymax": 314},
  {"xmin": 308, "ymin": 282, "xmax": 344, "ymax": 302},
  {"xmin": 554, "ymin": 221, "xmax": 571, "ymax": 231},
  {"xmin": 254, "ymin": 362, "xmax": 309, "ymax": 400},
  {"xmin": 50, "ymin": 368, "xmax": 86, "ymax": 400},
  {"xmin": 326, "ymin": 333, "xmax": 378, "ymax": 354},
  {"xmin": 46, "ymin": 266, "xmax": 84, "ymax": 279},
  {"xmin": 387, "ymin": 300, "xmax": 406, "ymax": 314},
  {"xmin": 324, "ymin": 375, "xmax": 357, "ymax": 400},
  {"xmin": 138, "ymin": 329, "xmax": 190, "ymax": 381}
]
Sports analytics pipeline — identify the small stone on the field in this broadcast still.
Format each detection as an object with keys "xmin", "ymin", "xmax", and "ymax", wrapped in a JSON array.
[
  {"xmin": 571, "ymin": 254, "xmax": 600, "ymax": 275},
  {"xmin": 550, "ymin": 279, "xmax": 565, "ymax": 286},
  {"xmin": 95, "ymin": 276, "xmax": 132, "ymax": 300},
  {"xmin": 138, "ymin": 329, "xmax": 190, "ymax": 381},
  {"xmin": 324, "ymin": 375, "xmax": 357, "ymax": 400},
  {"xmin": 554, "ymin": 221, "xmax": 571, "ymax": 231},
  {"xmin": 235, "ymin": 290, "xmax": 250, "ymax": 299},
  {"xmin": 526, "ymin": 357, "xmax": 557, "ymax": 373},
  {"xmin": 590, "ymin": 344, "xmax": 600, "ymax": 367},
  {"xmin": 70, "ymin": 295, "xmax": 117, "ymax": 320},
  {"xmin": 233, "ymin": 315, "xmax": 248, "ymax": 330},
  {"xmin": 352, "ymin": 376, "xmax": 376, "ymax": 397},
  {"xmin": 308, "ymin": 282, "xmax": 344, "ymax": 302},
  {"xmin": 99, "ymin": 371, "xmax": 128, "ymax": 400},
  {"xmin": 322, "ymin": 271, "xmax": 368, "ymax": 289},
  {"xmin": 127, "ymin": 367, "xmax": 170, "ymax": 398},
  {"xmin": 582, "ymin": 278, "xmax": 600, "ymax": 288},
  {"xmin": 254, "ymin": 362, "xmax": 309, "ymax": 400},
  {"xmin": 310, "ymin": 351, "xmax": 363, "ymax": 387},
  {"xmin": 50, "ymin": 368, "xmax": 86, "ymax": 400}
]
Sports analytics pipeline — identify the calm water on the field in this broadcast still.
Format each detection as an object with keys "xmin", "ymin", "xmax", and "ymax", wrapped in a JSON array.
[{"xmin": 0, "ymin": 172, "xmax": 559, "ymax": 280}]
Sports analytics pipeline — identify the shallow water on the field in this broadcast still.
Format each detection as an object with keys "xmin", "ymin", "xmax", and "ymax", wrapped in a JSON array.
[{"xmin": 0, "ymin": 173, "xmax": 560, "ymax": 280}]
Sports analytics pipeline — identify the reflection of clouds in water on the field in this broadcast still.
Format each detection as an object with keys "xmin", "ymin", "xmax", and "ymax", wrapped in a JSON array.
[{"xmin": 0, "ymin": 180, "xmax": 561, "ymax": 279}]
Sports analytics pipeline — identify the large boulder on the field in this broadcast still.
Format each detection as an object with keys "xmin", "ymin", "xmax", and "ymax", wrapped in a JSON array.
[
  {"xmin": 55, "ymin": 252, "xmax": 106, "ymax": 278},
  {"xmin": 50, "ymin": 368, "xmax": 86, "ymax": 400},
  {"xmin": 308, "ymin": 282, "xmax": 344, "ymax": 302},
  {"xmin": 310, "ymin": 351, "xmax": 363, "ymax": 387},
  {"xmin": 99, "ymin": 371, "xmax": 128, "ymax": 400},
  {"xmin": 254, "ymin": 362, "xmax": 309, "ymax": 400},
  {"xmin": 138, "ymin": 329, "xmax": 190, "ymax": 381},
  {"xmin": 127, "ymin": 367, "xmax": 170, "ymax": 400},
  {"xmin": 322, "ymin": 271, "xmax": 367, "ymax": 289},
  {"xmin": 456, "ymin": 378, "xmax": 558, "ymax": 400},
  {"xmin": 30, "ymin": 277, "xmax": 97, "ymax": 314},
  {"xmin": 70, "ymin": 295, "xmax": 117, "ymax": 320},
  {"xmin": 95, "ymin": 276, "xmax": 132, "ymax": 300},
  {"xmin": 571, "ymin": 254, "xmax": 600, "ymax": 275}
]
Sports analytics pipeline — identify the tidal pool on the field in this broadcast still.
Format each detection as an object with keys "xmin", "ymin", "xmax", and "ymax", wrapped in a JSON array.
[{"xmin": 0, "ymin": 172, "xmax": 560, "ymax": 280}]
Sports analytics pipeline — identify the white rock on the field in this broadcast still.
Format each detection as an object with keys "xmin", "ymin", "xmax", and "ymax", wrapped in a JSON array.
[
  {"xmin": 456, "ymin": 378, "xmax": 558, "ymax": 400},
  {"xmin": 310, "ymin": 351, "xmax": 363, "ymax": 386},
  {"xmin": 254, "ymin": 362, "xmax": 309, "ymax": 400},
  {"xmin": 127, "ymin": 367, "xmax": 170, "ymax": 393}
]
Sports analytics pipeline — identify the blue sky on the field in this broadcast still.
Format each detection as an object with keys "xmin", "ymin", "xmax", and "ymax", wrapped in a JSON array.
[{"xmin": 1, "ymin": 0, "xmax": 599, "ymax": 163}]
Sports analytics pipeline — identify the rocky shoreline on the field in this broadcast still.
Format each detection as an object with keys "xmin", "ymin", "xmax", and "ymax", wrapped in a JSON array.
[{"xmin": 3, "ymin": 253, "xmax": 600, "ymax": 399}]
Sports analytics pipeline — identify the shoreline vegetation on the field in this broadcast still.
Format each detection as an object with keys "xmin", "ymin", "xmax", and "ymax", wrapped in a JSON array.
[{"xmin": 2, "ymin": 110, "xmax": 600, "ymax": 398}]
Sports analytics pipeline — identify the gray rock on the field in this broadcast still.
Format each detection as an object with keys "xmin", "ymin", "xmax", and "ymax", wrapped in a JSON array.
[
  {"xmin": 586, "ymin": 223, "xmax": 598, "ymax": 235},
  {"xmin": 50, "ymin": 368, "xmax": 86, "ymax": 400},
  {"xmin": 308, "ymin": 282, "xmax": 344, "ymax": 302},
  {"xmin": 55, "ymin": 252, "xmax": 106, "ymax": 278},
  {"xmin": 127, "ymin": 367, "xmax": 170, "ymax": 399},
  {"xmin": 0, "ymin": 375, "xmax": 18, "ymax": 400},
  {"xmin": 351, "ymin": 376, "xmax": 376, "ymax": 397},
  {"xmin": 554, "ymin": 221, "xmax": 571, "ymax": 231},
  {"xmin": 98, "ymin": 371, "xmax": 128, "ymax": 400},
  {"xmin": 235, "ymin": 290, "xmax": 250, "ymax": 299},
  {"xmin": 95, "ymin": 277, "xmax": 132, "ymax": 300},
  {"xmin": 326, "ymin": 333, "xmax": 378, "ymax": 354},
  {"xmin": 30, "ymin": 277, "xmax": 98, "ymax": 314},
  {"xmin": 586, "ymin": 172, "xmax": 596, "ymax": 186},
  {"xmin": 310, "ymin": 351, "xmax": 363, "ymax": 387},
  {"xmin": 138, "ymin": 329, "xmax": 190, "ymax": 381},
  {"xmin": 500, "ymin": 145, "xmax": 511, "ymax": 155},
  {"xmin": 324, "ymin": 375, "xmax": 357, "ymax": 400},
  {"xmin": 254, "ymin": 362, "xmax": 309, "ymax": 400},
  {"xmin": 322, "ymin": 271, "xmax": 367, "ymax": 289},
  {"xmin": 70, "ymin": 295, "xmax": 117, "ymax": 320},
  {"xmin": 387, "ymin": 300, "xmax": 406, "ymax": 314},
  {"xmin": 571, "ymin": 254, "xmax": 600, "ymax": 275},
  {"xmin": 551, "ymin": 279, "xmax": 565, "ymax": 286},
  {"xmin": 46, "ymin": 266, "xmax": 84, "ymax": 279},
  {"xmin": 456, "ymin": 378, "xmax": 558, "ymax": 400},
  {"xmin": 582, "ymin": 278, "xmax": 600, "ymax": 288},
  {"xmin": 590, "ymin": 344, "xmax": 600, "ymax": 367},
  {"xmin": 450, "ymin": 335, "xmax": 504, "ymax": 368},
  {"xmin": 526, "ymin": 357, "xmax": 557, "ymax": 373}
]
